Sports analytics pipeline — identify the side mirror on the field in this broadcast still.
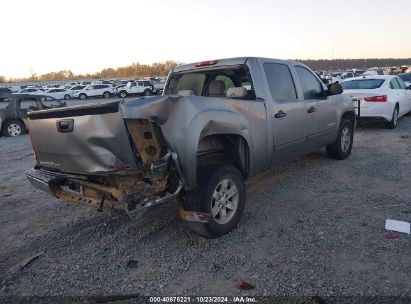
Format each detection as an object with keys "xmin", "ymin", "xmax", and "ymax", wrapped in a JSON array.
[
  {"xmin": 407, "ymin": 85, "xmax": 411, "ymax": 90},
  {"xmin": 327, "ymin": 83, "xmax": 343, "ymax": 95}
]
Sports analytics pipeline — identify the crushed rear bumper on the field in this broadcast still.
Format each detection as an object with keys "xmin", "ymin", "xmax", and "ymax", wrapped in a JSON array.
[{"xmin": 25, "ymin": 168, "xmax": 182, "ymax": 218}]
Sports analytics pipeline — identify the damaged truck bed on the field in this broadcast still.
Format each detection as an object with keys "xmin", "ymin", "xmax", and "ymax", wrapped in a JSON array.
[{"xmin": 26, "ymin": 57, "xmax": 355, "ymax": 238}]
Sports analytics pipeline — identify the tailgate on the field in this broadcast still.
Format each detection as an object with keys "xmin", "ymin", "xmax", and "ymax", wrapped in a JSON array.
[{"xmin": 28, "ymin": 101, "xmax": 138, "ymax": 175}]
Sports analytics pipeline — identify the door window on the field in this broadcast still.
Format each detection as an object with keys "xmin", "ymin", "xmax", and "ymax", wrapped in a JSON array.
[
  {"xmin": 389, "ymin": 78, "xmax": 401, "ymax": 89},
  {"xmin": 263, "ymin": 63, "xmax": 297, "ymax": 101},
  {"xmin": 295, "ymin": 66, "xmax": 325, "ymax": 100},
  {"xmin": 20, "ymin": 100, "xmax": 38, "ymax": 110}
]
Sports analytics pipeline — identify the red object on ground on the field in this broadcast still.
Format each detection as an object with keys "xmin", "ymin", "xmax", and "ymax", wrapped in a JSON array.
[
  {"xmin": 384, "ymin": 234, "xmax": 400, "ymax": 239},
  {"xmin": 237, "ymin": 281, "xmax": 255, "ymax": 290}
]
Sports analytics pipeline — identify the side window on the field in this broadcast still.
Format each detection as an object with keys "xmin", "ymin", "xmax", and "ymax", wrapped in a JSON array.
[
  {"xmin": 397, "ymin": 78, "xmax": 407, "ymax": 89},
  {"xmin": 295, "ymin": 66, "xmax": 324, "ymax": 100},
  {"xmin": 389, "ymin": 79, "xmax": 401, "ymax": 89},
  {"xmin": 137, "ymin": 81, "xmax": 144, "ymax": 86},
  {"xmin": 143, "ymin": 81, "xmax": 151, "ymax": 86},
  {"xmin": 20, "ymin": 100, "xmax": 38, "ymax": 109},
  {"xmin": 263, "ymin": 63, "xmax": 297, "ymax": 101},
  {"xmin": 215, "ymin": 75, "xmax": 235, "ymax": 94},
  {"xmin": 41, "ymin": 100, "xmax": 60, "ymax": 108}
]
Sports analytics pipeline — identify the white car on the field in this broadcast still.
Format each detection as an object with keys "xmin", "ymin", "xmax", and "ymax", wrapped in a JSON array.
[
  {"xmin": 341, "ymin": 75, "xmax": 411, "ymax": 129},
  {"xmin": 14, "ymin": 88, "xmax": 44, "ymax": 95},
  {"xmin": 73, "ymin": 84, "xmax": 115, "ymax": 100},
  {"xmin": 44, "ymin": 88, "xmax": 72, "ymax": 100},
  {"xmin": 116, "ymin": 81, "xmax": 154, "ymax": 98}
]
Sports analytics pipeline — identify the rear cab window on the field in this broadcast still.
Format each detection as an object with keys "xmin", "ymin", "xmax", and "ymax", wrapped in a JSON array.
[{"xmin": 165, "ymin": 64, "xmax": 255, "ymax": 99}]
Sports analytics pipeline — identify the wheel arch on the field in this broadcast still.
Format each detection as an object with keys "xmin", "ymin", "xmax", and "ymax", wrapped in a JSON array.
[
  {"xmin": 196, "ymin": 133, "xmax": 250, "ymax": 178},
  {"xmin": 341, "ymin": 110, "xmax": 356, "ymax": 126},
  {"xmin": 179, "ymin": 110, "xmax": 252, "ymax": 191}
]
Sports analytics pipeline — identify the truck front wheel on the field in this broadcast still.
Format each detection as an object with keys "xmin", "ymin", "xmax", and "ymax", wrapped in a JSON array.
[
  {"xmin": 326, "ymin": 119, "xmax": 354, "ymax": 160},
  {"xmin": 184, "ymin": 164, "xmax": 246, "ymax": 238}
]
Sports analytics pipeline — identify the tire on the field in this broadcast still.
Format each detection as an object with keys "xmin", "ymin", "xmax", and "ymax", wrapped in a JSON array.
[
  {"xmin": 326, "ymin": 118, "xmax": 354, "ymax": 160},
  {"xmin": 385, "ymin": 105, "xmax": 399, "ymax": 129},
  {"xmin": 64, "ymin": 94, "xmax": 71, "ymax": 100},
  {"xmin": 119, "ymin": 90, "xmax": 128, "ymax": 98},
  {"xmin": 183, "ymin": 164, "xmax": 246, "ymax": 238},
  {"xmin": 3, "ymin": 119, "xmax": 25, "ymax": 137},
  {"xmin": 79, "ymin": 93, "xmax": 87, "ymax": 100},
  {"xmin": 144, "ymin": 89, "xmax": 151, "ymax": 96},
  {"xmin": 103, "ymin": 91, "xmax": 111, "ymax": 98}
]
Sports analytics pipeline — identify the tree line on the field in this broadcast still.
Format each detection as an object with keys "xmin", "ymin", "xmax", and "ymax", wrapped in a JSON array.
[
  {"xmin": 1, "ymin": 60, "xmax": 180, "ymax": 83},
  {"xmin": 1, "ymin": 58, "xmax": 411, "ymax": 83}
]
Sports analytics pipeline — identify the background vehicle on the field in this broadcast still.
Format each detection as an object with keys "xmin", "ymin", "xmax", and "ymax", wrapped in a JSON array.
[
  {"xmin": 14, "ymin": 88, "xmax": 44, "ymax": 95},
  {"xmin": 26, "ymin": 57, "xmax": 354, "ymax": 238},
  {"xmin": 64, "ymin": 82, "xmax": 79, "ymax": 89},
  {"xmin": 341, "ymin": 75, "xmax": 411, "ymax": 128},
  {"xmin": 399, "ymin": 73, "xmax": 411, "ymax": 87},
  {"xmin": 45, "ymin": 88, "xmax": 72, "ymax": 100},
  {"xmin": 67, "ymin": 85, "xmax": 86, "ymax": 92},
  {"xmin": 73, "ymin": 84, "xmax": 115, "ymax": 100},
  {"xmin": 0, "ymin": 95, "xmax": 66, "ymax": 137},
  {"xmin": 0, "ymin": 87, "xmax": 12, "ymax": 101},
  {"xmin": 116, "ymin": 81, "xmax": 154, "ymax": 98}
]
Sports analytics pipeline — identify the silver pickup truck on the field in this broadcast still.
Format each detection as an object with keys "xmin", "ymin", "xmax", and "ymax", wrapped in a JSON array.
[{"xmin": 26, "ymin": 57, "xmax": 355, "ymax": 238}]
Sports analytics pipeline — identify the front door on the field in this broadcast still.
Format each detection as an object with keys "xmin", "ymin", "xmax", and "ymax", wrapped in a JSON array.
[{"xmin": 294, "ymin": 66, "xmax": 337, "ymax": 143}]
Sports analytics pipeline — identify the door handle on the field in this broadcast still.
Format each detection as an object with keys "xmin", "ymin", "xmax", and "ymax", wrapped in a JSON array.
[
  {"xmin": 308, "ymin": 106, "xmax": 317, "ymax": 113},
  {"xmin": 274, "ymin": 110, "xmax": 287, "ymax": 118}
]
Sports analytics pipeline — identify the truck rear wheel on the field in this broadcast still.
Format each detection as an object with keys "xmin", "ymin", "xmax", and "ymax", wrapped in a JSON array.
[
  {"xmin": 326, "ymin": 119, "xmax": 353, "ymax": 160},
  {"xmin": 183, "ymin": 164, "xmax": 246, "ymax": 238}
]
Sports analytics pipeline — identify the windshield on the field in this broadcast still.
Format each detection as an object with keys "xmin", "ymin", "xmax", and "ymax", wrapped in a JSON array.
[
  {"xmin": 341, "ymin": 79, "xmax": 385, "ymax": 90},
  {"xmin": 165, "ymin": 65, "xmax": 254, "ymax": 98}
]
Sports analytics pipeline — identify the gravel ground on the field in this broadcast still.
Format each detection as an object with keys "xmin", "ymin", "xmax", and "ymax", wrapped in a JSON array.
[{"xmin": 0, "ymin": 113, "xmax": 411, "ymax": 300}]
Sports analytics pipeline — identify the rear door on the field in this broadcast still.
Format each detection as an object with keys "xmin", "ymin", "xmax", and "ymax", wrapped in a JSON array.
[
  {"xmin": 294, "ymin": 65, "xmax": 337, "ymax": 142},
  {"xmin": 262, "ymin": 62, "xmax": 308, "ymax": 153},
  {"xmin": 86, "ymin": 85, "xmax": 97, "ymax": 96}
]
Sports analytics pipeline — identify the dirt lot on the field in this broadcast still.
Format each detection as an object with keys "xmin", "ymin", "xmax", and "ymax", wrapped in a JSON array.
[{"xmin": 1, "ymin": 111, "xmax": 411, "ymax": 300}]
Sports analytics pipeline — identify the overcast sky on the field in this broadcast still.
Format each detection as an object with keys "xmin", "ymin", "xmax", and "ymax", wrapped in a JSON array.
[{"xmin": 1, "ymin": 0, "xmax": 410, "ymax": 78}]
